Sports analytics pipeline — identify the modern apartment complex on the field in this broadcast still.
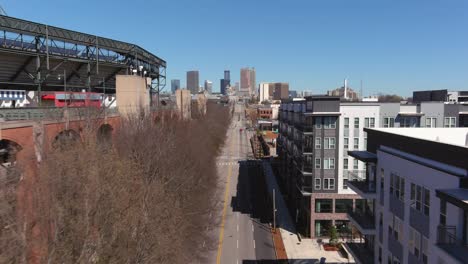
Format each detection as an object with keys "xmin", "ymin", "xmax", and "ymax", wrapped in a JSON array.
[
  {"xmin": 345, "ymin": 128, "xmax": 468, "ymax": 264},
  {"xmin": 277, "ymin": 97, "xmax": 468, "ymax": 238}
]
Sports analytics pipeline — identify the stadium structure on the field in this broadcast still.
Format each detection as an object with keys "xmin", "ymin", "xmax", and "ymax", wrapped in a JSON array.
[{"xmin": 0, "ymin": 14, "xmax": 166, "ymax": 105}]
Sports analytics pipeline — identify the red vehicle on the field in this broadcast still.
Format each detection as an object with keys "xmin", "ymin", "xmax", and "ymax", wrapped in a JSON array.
[
  {"xmin": 42, "ymin": 92, "xmax": 102, "ymax": 108},
  {"xmin": 239, "ymin": 128, "xmax": 243, "ymax": 132}
]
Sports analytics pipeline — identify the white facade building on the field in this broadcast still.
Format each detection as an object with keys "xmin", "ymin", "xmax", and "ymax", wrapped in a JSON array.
[{"xmin": 345, "ymin": 128, "xmax": 468, "ymax": 264}]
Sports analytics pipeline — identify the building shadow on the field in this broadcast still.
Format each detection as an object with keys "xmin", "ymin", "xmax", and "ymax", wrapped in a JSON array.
[{"xmin": 230, "ymin": 160, "xmax": 272, "ymax": 225}]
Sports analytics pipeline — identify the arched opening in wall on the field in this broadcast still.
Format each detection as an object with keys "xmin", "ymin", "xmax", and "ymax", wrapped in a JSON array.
[
  {"xmin": 53, "ymin": 129, "xmax": 80, "ymax": 149},
  {"xmin": 97, "ymin": 124, "xmax": 113, "ymax": 149},
  {"xmin": 0, "ymin": 139, "xmax": 22, "ymax": 167}
]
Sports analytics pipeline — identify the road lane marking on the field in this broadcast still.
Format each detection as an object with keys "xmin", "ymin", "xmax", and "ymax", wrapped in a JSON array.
[
  {"xmin": 215, "ymin": 129, "xmax": 235, "ymax": 264},
  {"xmin": 237, "ymin": 239, "xmax": 239, "ymax": 248},
  {"xmin": 253, "ymin": 240, "xmax": 256, "ymax": 249},
  {"xmin": 237, "ymin": 224, "xmax": 239, "ymax": 232},
  {"xmin": 252, "ymin": 225, "xmax": 254, "ymax": 232}
]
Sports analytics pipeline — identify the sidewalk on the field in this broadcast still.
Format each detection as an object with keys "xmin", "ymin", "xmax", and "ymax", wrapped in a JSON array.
[{"xmin": 262, "ymin": 160, "xmax": 355, "ymax": 264}]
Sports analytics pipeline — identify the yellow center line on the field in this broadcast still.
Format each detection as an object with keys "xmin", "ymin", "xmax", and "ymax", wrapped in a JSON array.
[{"xmin": 216, "ymin": 121, "xmax": 236, "ymax": 264}]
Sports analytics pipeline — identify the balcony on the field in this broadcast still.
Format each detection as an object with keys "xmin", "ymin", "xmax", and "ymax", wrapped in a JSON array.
[
  {"xmin": 301, "ymin": 164, "xmax": 313, "ymax": 174},
  {"xmin": 297, "ymin": 124, "xmax": 314, "ymax": 133},
  {"xmin": 347, "ymin": 209, "xmax": 376, "ymax": 235},
  {"xmin": 346, "ymin": 170, "xmax": 377, "ymax": 199},
  {"xmin": 436, "ymin": 226, "xmax": 468, "ymax": 263},
  {"xmin": 344, "ymin": 242, "xmax": 375, "ymax": 264},
  {"xmin": 302, "ymin": 145, "xmax": 313, "ymax": 154}
]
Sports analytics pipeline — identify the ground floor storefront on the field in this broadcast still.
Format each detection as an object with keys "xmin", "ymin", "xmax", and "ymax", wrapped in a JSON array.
[{"xmin": 308, "ymin": 193, "xmax": 361, "ymax": 238}]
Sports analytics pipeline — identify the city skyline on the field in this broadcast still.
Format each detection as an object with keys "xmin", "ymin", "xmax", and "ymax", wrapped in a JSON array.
[{"xmin": 5, "ymin": 0, "xmax": 468, "ymax": 96}]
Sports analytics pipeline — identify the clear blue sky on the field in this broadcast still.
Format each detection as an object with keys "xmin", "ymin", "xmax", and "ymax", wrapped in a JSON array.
[{"xmin": 3, "ymin": 0, "xmax": 468, "ymax": 96}]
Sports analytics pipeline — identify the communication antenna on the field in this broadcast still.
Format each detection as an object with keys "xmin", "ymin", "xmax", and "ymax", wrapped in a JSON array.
[{"xmin": 0, "ymin": 5, "xmax": 8, "ymax": 16}]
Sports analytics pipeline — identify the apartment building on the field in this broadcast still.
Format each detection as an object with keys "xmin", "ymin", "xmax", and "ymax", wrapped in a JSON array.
[
  {"xmin": 345, "ymin": 128, "xmax": 468, "ymax": 264},
  {"xmin": 277, "ymin": 98, "xmax": 468, "ymax": 238}
]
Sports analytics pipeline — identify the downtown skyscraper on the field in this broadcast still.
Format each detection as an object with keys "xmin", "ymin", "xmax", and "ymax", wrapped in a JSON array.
[
  {"xmin": 220, "ymin": 70, "xmax": 230, "ymax": 95},
  {"xmin": 240, "ymin": 67, "xmax": 256, "ymax": 96},
  {"xmin": 186, "ymin": 70, "xmax": 199, "ymax": 94},
  {"xmin": 204, "ymin": 80, "xmax": 213, "ymax": 94},
  {"xmin": 171, "ymin": 79, "xmax": 180, "ymax": 94}
]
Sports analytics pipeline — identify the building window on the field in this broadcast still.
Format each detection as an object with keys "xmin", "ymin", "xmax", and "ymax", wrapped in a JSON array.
[
  {"xmin": 380, "ymin": 168, "xmax": 384, "ymax": 193},
  {"xmin": 315, "ymin": 158, "xmax": 321, "ymax": 169},
  {"xmin": 353, "ymin": 159, "xmax": 358, "ymax": 170},
  {"xmin": 425, "ymin": 117, "xmax": 437, "ymax": 128},
  {"xmin": 343, "ymin": 158, "xmax": 348, "ymax": 170},
  {"xmin": 393, "ymin": 216, "xmax": 403, "ymax": 243},
  {"xmin": 315, "ymin": 117, "xmax": 322, "ymax": 128},
  {"xmin": 315, "ymin": 220, "xmax": 332, "ymax": 237},
  {"xmin": 344, "ymin": 117, "xmax": 349, "ymax": 129},
  {"xmin": 343, "ymin": 179, "xmax": 348, "ymax": 189},
  {"xmin": 423, "ymin": 188, "xmax": 430, "ymax": 216},
  {"xmin": 365, "ymin": 117, "xmax": 375, "ymax": 128},
  {"xmin": 324, "ymin": 117, "xmax": 337, "ymax": 129},
  {"xmin": 411, "ymin": 183, "xmax": 429, "ymax": 216},
  {"xmin": 315, "ymin": 199, "xmax": 333, "ymax": 213},
  {"xmin": 335, "ymin": 199, "xmax": 352, "ymax": 213},
  {"xmin": 353, "ymin": 137, "xmax": 359, "ymax": 149},
  {"xmin": 344, "ymin": 137, "xmax": 349, "ymax": 149},
  {"xmin": 440, "ymin": 201, "xmax": 447, "ymax": 226},
  {"xmin": 315, "ymin": 137, "xmax": 321, "ymax": 149},
  {"xmin": 315, "ymin": 178, "xmax": 321, "ymax": 190},
  {"xmin": 422, "ymin": 236, "xmax": 428, "ymax": 264},
  {"xmin": 324, "ymin": 158, "xmax": 335, "ymax": 169},
  {"xmin": 378, "ymin": 247, "xmax": 382, "ymax": 263},
  {"xmin": 324, "ymin": 178, "xmax": 335, "ymax": 190},
  {"xmin": 401, "ymin": 117, "xmax": 419, "ymax": 127},
  {"xmin": 444, "ymin": 117, "xmax": 456, "ymax": 127},
  {"xmin": 391, "ymin": 173, "xmax": 405, "ymax": 201},
  {"xmin": 409, "ymin": 227, "xmax": 421, "ymax": 258},
  {"xmin": 324, "ymin": 137, "xmax": 336, "ymax": 149},
  {"xmin": 364, "ymin": 137, "xmax": 367, "ymax": 149},
  {"xmin": 384, "ymin": 117, "xmax": 395, "ymax": 128},
  {"xmin": 354, "ymin": 117, "xmax": 359, "ymax": 128}
]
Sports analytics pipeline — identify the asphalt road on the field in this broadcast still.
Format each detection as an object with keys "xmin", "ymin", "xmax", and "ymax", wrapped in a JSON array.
[{"xmin": 209, "ymin": 102, "xmax": 276, "ymax": 264}]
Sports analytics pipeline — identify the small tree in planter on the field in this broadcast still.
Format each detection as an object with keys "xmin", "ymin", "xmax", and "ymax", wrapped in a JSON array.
[{"xmin": 328, "ymin": 225, "xmax": 339, "ymax": 247}]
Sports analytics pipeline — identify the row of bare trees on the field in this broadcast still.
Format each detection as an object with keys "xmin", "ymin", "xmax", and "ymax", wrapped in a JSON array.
[{"xmin": 1, "ymin": 102, "xmax": 231, "ymax": 263}]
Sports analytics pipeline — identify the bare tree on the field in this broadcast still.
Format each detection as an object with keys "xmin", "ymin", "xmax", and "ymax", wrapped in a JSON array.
[{"xmin": 14, "ymin": 101, "xmax": 232, "ymax": 263}]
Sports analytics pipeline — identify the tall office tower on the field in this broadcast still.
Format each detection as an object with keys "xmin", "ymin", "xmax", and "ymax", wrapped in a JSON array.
[
  {"xmin": 240, "ymin": 67, "xmax": 256, "ymax": 96},
  {"xmin": 220, "ymin": 79, "xmax": 229, "ymax": 95},
  {"xmin": 204, "ymin": 80, "xmax": 213, "ymax": 94},
  {"xmin": 171, "ymin": 79, "xmax": 180, "ymax": 94},
  {"xmin": 240, "ymin": 67, "xmax": 251, "ymax": 94},
  {"xmin": 186, "ymin": 71, "xmax": 199, "ymax": 94},
  {"xmin": 272, "ymin": 82, "xmax": 289, "ymax": 100},
  {"xmin": 224, "ymin": 70, "xmax": 230, "ymax": 82},
  {"xmin": 250, "ymin": 68, "xmax": 256, "ymax": 96}
]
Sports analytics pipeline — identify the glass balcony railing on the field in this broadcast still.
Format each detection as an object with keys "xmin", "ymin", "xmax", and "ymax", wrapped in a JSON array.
[
  {"xmin": 348, "ymin": 208, "xmax": 375, "ymax": 230},
  {"xmin": 436, "ymin": 226, "xmax": 468, "ymax": 262},
  {"xmin": 347, "ymin": 170, "xmax": 376, "ymax": 194}
]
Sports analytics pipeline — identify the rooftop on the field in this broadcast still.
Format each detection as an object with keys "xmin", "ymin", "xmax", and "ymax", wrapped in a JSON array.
[{"xmin": 368, "ymin": 128, "xmax": 468, "ymax": 148}]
